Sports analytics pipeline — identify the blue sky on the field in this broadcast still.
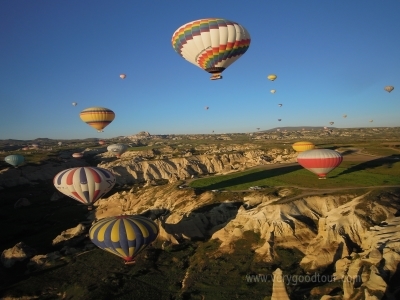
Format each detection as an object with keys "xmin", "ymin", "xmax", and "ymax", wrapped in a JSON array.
[{"xmin": 1, "ymin": 0, "xmax": 399, "ymax": 140}]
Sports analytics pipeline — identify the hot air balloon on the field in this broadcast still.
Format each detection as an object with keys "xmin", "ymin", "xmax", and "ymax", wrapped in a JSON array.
[
  {"xmin": 72, "ymin": 153, "xmax": 83, "ymax": 158},
  {"xmin": 4, "ymin": 155, "xmax": 25, "ymax": 168},
  {"xmin": 256, "ymin": 128, "xmax": 260, "ymax": 131},
  {"xmin": 22, "ymin": 147, "xmax": 29, "ymax": 151},
  {"xmin": 205, "ymin": 106, "xmax": 209, "ymax": 110},
  {"xmin": 369, "ymin": 120, "xmax": 373, "ymax": 122},
  {"xmin": 343, "ymin": 114, "xmax": 347, "ymax": 118},
  {"xmin": 384, "ymin": 86, "xmax": 394, "ymax": 93},
  {"xmin": 278, "ymin": 119, "xmax": 282, "ymax": 121},
  {"xmin": 329, "ymin": 122, "xmax": 334, "ymax": 125},
  {"xmin": 277, "ymin": 128, "xmax": 281, "ymax": 132},
  {"xmin": 72, "ymin": 102, "xmax": 77, "ymax": 106},
  {"xmin": 80, "ymin": 107, "xmax": 115, "ymax": 132},
  {"xmin": 171, "ymin": 18, "xmax": 251, "ymax": 80},
  {"xmin": 120, "ymin": 74, "xmax": 126, "ymax": 79},
  {"xmin": 267, "ymin": 74, "xmax": 277, "ymax": 81},
  {"xmin": 98, "ymin": 140, "xmax": 106, "ymax": 145},
  {"xmin": 89, "ymin": 215, "xmax": 159, "ymax": 264},
  {"xmin": 31, "ymin": 144, "xmax": 39, "ymax": 149},
  {"xmin": 324, "ymin": 126, "xmax": 328, "ymax": 130},
  {"xmin": 58, "ymin": 142, "xmax": 62, "ymax": 146},
  {"xmin": 53, "ymin": 167, "xmax": 116, "ymax": 209},
  {"xmin": 297, "ymin": 149, "xmax": 343, "ymax": 179},
  {"xmin": 270, "ymin": 89, "xmax": 276, "ymax": 94},
  {"xmin": 107, "ymin": 144, "xmax": 128, "ymax": 158},
  {"xmin": 278, "ymin": 104, "xmax": 282, "ymax": 107},
  {"xmin": 292, "ymin": 141, "xmax": 315, "ymax": 152}
]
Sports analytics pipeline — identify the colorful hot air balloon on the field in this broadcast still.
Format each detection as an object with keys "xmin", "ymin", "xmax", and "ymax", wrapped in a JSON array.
[
  {"xmin": 53, "ymin": 167, "xmax": 116, "ymax": 209},
  {"xmin": 270, "ymin": 89, "xmax": 276, "ymax": 94},
  {"xmin": 89, "ymin": 215, "xmax": 159, "ymax": 264},
  {"xmin": 107, "ymin": 144, "xmax": 128, "ymax": 158},
  {"xmin": 267, "ymin": 74, "xmax": 277, "ymax": 81},
  {"xmin": 384, "ymin": 86, "xmax": 394, "ymax": 93},
  {"xmin": 4, "ymin": 155, "xmax": 25, "ymax": 168},
  {"xmin": 292, "ymin": 141, "xmax": 315, "ymax": 152},
  {"xmin": 120, "ymin": 74, "xmax": 126, "ymax": 79},
  {"xmin": 278, "ymin": 104, "xmax": 282, "ymax": 107},
  {"xmin": 171, "ymin": 18, "xmax": 251, "ymax": 80},
  {"xmin": 72, "ymin": 153, "xmax": 83, "ymax": 158},
  {"xmin": 72, "ymin": 102, "xmax": 77, "ymax": 106},
  {"xmin": 297, "ymin": 149, "xmax": 343, "ymax": 179},
  {"xmin": 80, "ymin": 107, "xmax": 115, "ymax": 132},
  {"xmin": 329, "ymin": 122, "xmax": 334, "ymax": 125}
]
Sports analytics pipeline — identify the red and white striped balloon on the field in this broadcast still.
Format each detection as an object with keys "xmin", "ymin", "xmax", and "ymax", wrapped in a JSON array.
[
  {"xmin": 53, "ymin": 167, "xmax": 116, "ymax": 206},
  {"xmin": 297, "ymin": 149, "xmax": 343, "ymax": 179}
]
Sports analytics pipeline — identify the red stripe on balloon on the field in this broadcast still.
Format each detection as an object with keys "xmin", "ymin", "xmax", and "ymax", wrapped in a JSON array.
[
  {"xmin": 88, "ymin": 168, "xmax": 102, "ymax": 183},
  {"xmin": 66, "ymin": 168, "xmax": 77, "ymax": 185},
  {"xmin": 297, "ymin": 157, "xmax": 343, "ymax": 168},
  {"xmin": 71, "ymin": 191, "xmax": 86, "ymax": 204}
]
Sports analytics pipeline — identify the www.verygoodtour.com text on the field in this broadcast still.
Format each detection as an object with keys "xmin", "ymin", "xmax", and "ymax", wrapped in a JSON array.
[{"xmin": 245, "ymin": 274, "xmax": 362, "ymax": 285}]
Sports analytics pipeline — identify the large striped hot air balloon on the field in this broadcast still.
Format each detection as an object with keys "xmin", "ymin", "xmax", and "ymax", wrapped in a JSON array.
[
  {"xmin": 4, "ymin": 154, "xmax": 25, "ymax": 168},
  {"xmin": 171, "ymin": 18, "xmax": 251, "ymax": 80},
  {"xmin": 292, "ymin": 141, "xmax": 315, "ymax": 152},
  {"xmin": 107, "ymin": 144, "xmax": 128, "ymax": 158},
  {"xmin": 89, "ymin": 215, "xmax": 159, "ymax": 264},
  {"xmin": 53, "ymin": 167, "xmax": 116, "ymax": 209},
  {"xmin": 80, "ymin": 107, "xmax": 115, "ymax": 132},
  {"xmin": 297, "ymin": 149, "xmax": 343, "ymax": 179}
]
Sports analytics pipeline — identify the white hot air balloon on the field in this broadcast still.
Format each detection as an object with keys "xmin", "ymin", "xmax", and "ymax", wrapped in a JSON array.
[
  {"xmin": 107, "ymin": 144, "xmax": 128, "ymax": 158},
  {"xmin": 53, "ymin": 167, "xmax": 116, "ymax": 209}
]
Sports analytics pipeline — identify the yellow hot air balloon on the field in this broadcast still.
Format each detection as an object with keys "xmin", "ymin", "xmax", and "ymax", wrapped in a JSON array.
[
  {"xmin": 292, "ymin": 141, "xmax": 315, "ymax": 152},
  {"xmin": 384, "ymin": 86, "xmax": 394, "ymax": 93},
  {"xmin": 171, "ymin": 18, "xmax": 251, "ymax": 80},
  {"xmin": 267, "ymin": 74, "xmax": 277, "ymax": 81},
  {"xmin": 270, "ymin": 89, "xmax": 276, "ymax": 94},
  {"xmin": 80, "ymin": 107, "xmax": 115, "ymax": 132}
]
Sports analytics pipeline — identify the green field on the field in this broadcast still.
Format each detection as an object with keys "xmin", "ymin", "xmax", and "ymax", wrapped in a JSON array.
[{"xmin": 189, "ymin": 159, "xmax": 400, "ymax": 190}]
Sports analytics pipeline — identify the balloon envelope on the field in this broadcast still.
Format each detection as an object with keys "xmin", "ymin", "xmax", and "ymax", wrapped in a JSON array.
[
  {"xmin": 4, "ymin": 155, "xmax": 25, "ymax": 167},
  {"xmin": 384, "ymin": 86, "xmax": 394, "ymax": 93},
  {"xmin": 297, "ymin": 149, "xmax": 343, "ymax": 178},
  {"xmin": 72, "ymin": 102, "xmax": 77, "ymax": 106},
  {"xmin": 267, "ymin": 74, "xmax": 277, "ymax": 81},
  {"xmin": 89, "ymin": 215, "xmax": 159, "ymax": 262},
  {"xmin": 270, "ymin": 89, "xmax": 276, "ymax": 94},
  {"xmin": 329, "ymin": 122, "xmax": 334, "ymax": 125},
  {"xmin": 292, "ymin": 141, "xmax": 315, "ymax": 152},
  {"xmin": 53, "ymin": 167, "xmax": 116, "ymax": 206},
  {"xmin": 72, "ymin": 153, "xmax": 83, "ymax": 158},
  {"xmin": 278, "ymin": 104, "xmax": 282, "ymax": 107},
  {"xmin": 171, "ymin": 18, "xmax": 251, "ymax": 79},
  {"xmin": 107, "ymin": 144, "xmax": 128, "ymax": 158},
  {"xmin": 80, "ymin": 107, "xmax": 115, "ymax": 131},
  {"xmin": 120, "ymin": 74, "xmax": 126, "ymax": 79}
]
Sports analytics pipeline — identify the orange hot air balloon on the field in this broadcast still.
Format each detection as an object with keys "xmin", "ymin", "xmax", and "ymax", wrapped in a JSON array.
[
  {"xmin": 80, "ymin": 107, "xmax": 115, "ymax": 132},
  {"xmin": 292, "ymin": 141, "xmax": 315, "ymax": 152}
]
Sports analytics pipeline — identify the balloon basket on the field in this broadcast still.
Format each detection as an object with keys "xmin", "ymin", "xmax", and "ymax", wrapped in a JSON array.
[
  {"xmin": 318, "ymin": 177, "xmax": 327, "ymax": 180},
  {"xmin": 124, "ymin": 260, "xmax": 136, "ymax": 265},
  {"xmin": 210, "ymin": 74, "xmax": 222, "ymax": 80}
]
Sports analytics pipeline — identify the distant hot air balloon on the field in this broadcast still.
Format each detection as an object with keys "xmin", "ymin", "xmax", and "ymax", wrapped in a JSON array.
[
  {"xmin": 278, "ymin": 104, "xmax": 282, "ymax": 107},
  {"xmin": 256, "ymin": 128, "xmax": 260, "ymax": 131},
  {"xmin": 107, "ymin": 144, "xmax": 128, "ymax": 158},
  {"xmin": 72, "ymin": 153, "xmax": 83, "ymax": 159},
  {"xmin": 277, "ymin": 128, "xmax": 281, "ymax": 132},
  {"xmin": 171, "ymin": 18, "xmax": 251, "ymax": 80},
  {"xmin": 267, "ymin": 74, "xmax": 277, "ymax": 81},
  {"xmin": 22, "ymin": 147, "xmax": 29, "ymax": 151},
  {"xmin": 80, "ymin": 107, "xmax": 115, "ymax": 132},
  {"xmin": 343, "ymin": 114, "xmax": 347, "ymax": 118},
  {"xmin": 278, "ymin": 119, "xmax": 282, "ymax": 121},
  {"xmin": 384, "ymin": 86, "xmax": 394, "ymax": 93},
  {"xmin": 324, "ymin": 126, "xmax": 328, "ymax": 130},
  {"xmin": 292, "ymin": 141, "xmax": 315, "ymax": 152},
  {"xmin": 329, "ymin": 122, "xmax": 334, "ymax": 125},
  {"xmin": 53, "ymin": 167, "xmax": 116, "ymax": 209},
  {"xmin": 297, "ymin": 149, "xmax": 343, "ymax": 179},
  {"xmin": 120, "ymin": 74, "xmax": 126, "ymax": 79},
  {"xmin": 205, "ymin": 106, "xmax": 209, "ymax": 110},
  {"xmin": 58, "ymin": 142, "xmax": 62, "ymax": 146},
  {"xmin": 212, "ymin": 130, "xmax": 214, "ymax": 133},
  {"xmin": 72, "ymin": 102, "xmax": 77, "ymax": 106},
  {"xmin": 31, "ymin": 144, "xmax": 39, "ymax": 149},
  {"xmin": 270, "ymin": 89, "xmax": 276, "ymax": 94},
  {"xmin": 98, "ymin": 140, "xmax": 106, "ymax": 145},
  {"xmin": 89, "ymin": 215, "xmax": 159, "ymax": 264},
  {"xmin": 369, "ymin": 120, "xmax": 373, "ymax": 122},
  {"xmin": 4, "ymin": 154, "xmax": 25, "ymax": 168}
]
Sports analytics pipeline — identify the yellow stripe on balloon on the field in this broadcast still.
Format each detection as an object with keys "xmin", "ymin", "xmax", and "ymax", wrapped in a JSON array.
[
  {"xmin": 111, "ymin": 219, "xmax": 121, "ymax": 242},
  {"xmin": 123, "ymin": 219, "xmax": 136, "ymax": 240},
  {"xmin": 96, "ymin": 219, "xmax": 114, "ymax": 242}
]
